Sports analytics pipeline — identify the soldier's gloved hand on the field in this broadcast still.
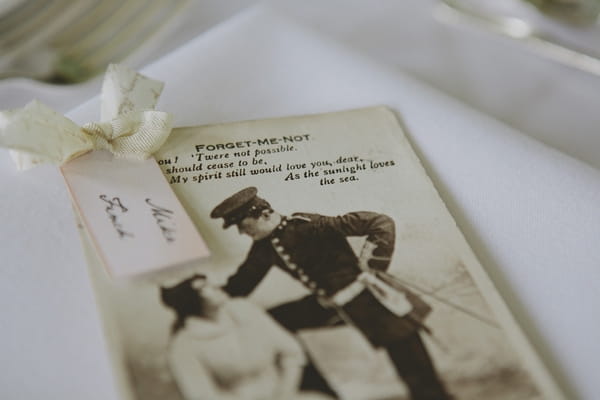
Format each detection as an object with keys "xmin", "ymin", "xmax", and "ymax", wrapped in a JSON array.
[
  {"xmin": 358, "ymin": 240, "xmax": 376, "ymax": 271},
  {"xmin": 317, "ymin": 295, "xmax": 337, "ymax": 309},
  {"xmin": 359, "ymin": 240, "xmax": 393, "ymax": 271}
]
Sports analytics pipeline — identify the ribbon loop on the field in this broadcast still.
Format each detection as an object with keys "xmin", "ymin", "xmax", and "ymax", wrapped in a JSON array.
[{"xmin": 0, "ymin": 64, "xmax": 173, "ymax": 170}]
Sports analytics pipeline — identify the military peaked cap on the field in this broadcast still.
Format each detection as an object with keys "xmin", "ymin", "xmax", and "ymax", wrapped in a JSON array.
[{"xmin": 211, "ymin": 187, "xmax": 270, "ymax": 228}]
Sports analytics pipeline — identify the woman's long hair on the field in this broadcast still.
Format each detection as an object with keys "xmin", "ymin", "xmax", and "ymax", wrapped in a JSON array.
[{"xmin": 160, "ymin": 274, "xmax": 208, "ymax": 334}]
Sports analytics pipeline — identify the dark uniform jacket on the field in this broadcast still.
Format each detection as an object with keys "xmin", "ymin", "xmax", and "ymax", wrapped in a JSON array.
[{"xmin": 224, "ymin": 211, "xmax": 428, "ymax": 346}]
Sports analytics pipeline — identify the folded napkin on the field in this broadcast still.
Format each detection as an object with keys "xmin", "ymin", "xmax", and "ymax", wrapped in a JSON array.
[{"xmin": 2, "ymin": 5, "xmax": 598, "ymax": 400}]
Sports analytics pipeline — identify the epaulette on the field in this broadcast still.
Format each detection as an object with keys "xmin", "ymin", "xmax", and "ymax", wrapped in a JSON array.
[{"xmin": 290, "ymin": 213, "xmax": 312, "ymax": 222}]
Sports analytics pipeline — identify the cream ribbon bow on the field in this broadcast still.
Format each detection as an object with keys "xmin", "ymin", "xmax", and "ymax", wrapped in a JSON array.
[{"xmin": 0, "ymin": 64, "xmax": 173, "ymax": 170}]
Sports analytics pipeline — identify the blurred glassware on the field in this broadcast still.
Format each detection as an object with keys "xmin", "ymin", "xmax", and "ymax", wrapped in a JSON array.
[
  {"xmin": 525, "ymin": 0, "xmax": 600, "ymax": 25},
  {"xmin": 435, "ymin": 0, "xmax": 600, "ymax": 76},
  {"xmin": 0, "ymin": 0, "xmax": 189, "ymax": 84}
]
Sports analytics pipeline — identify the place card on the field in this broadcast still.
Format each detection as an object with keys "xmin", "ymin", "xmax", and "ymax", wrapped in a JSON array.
[{"xmin": 62, "ymin": 151, "xmax": 209, "ymax": 277}]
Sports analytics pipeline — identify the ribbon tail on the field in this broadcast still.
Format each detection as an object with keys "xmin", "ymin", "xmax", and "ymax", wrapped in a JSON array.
[
  {"xmin": 101, "ymin": 64, "xmax": 165, "ymax": 121},
  {"xmin": 0, "ymin": 101, "xmax": 94, "ymax": 170},
  {"xmin": 9, "ymin": 150, "xmax": 60, "ymax": 171}
]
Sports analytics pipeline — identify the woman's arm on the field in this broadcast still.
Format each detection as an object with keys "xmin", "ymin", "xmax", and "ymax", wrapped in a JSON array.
[
  {"xmin": 254, "ymin": 303, "xmax": 307, "ymax": 398},
  {"xmin": 168, "ymin": 335, "xmax": 238, "ymax": 400}
]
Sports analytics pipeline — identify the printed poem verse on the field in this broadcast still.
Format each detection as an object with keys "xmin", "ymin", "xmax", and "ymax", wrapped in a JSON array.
[{"xmin": 159, "ymin": 134, "xmax": 396, "ymax": 186}]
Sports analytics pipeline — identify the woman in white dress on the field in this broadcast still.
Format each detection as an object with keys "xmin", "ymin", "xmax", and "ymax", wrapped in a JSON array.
[{"xmin": 161, "ymin": 274, "xmax": 311, "ymax": 400}]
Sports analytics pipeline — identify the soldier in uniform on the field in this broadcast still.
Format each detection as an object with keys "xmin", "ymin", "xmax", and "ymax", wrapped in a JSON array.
[{"xmin": 211, "ymin": 187, "xmax": 451, "ymax": 400}]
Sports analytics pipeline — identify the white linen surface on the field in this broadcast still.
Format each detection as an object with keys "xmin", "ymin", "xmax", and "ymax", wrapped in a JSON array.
[
  {"xmin": 1, "ymin": 5, "xmax": 598, "ymax": 400},
  {"xmin": 267, "ymin": 0, "xmax": 600, "ymax": 170}
]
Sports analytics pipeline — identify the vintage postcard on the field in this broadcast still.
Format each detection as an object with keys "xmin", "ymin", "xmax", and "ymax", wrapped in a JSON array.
[{"xmin": 81, "ymin": 106, "xmax": 563, "ymax": 400}]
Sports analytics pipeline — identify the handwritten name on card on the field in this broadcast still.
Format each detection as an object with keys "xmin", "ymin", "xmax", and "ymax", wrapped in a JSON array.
[
  {"xmin": 61, "ymin": 151, "xmax": 209, "ymax": 278},
  {"xmin": 99, "ymin": 195, "xmax": 134, "ymax": 239},
  {"xmin": 145, "ymin": 198, "xmax": 177, "ymax": 243}
]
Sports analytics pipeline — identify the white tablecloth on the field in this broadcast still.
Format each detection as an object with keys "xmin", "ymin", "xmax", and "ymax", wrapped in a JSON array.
[
  {"xmin": 1, "ymin": 4, "xmax": 599, "ymax": 400},
  {"xmin": 268, "ymin": 0, "xmax": 600, "ymax": 169}
]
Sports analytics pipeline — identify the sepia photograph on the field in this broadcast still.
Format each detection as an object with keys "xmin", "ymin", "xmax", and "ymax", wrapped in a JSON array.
[{"xmin": 83, "ymin": 107, "xmax": 560, "ymax": 400}]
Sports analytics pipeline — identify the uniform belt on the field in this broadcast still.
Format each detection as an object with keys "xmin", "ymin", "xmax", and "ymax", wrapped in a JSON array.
[
  {"xmin": 330, "ymin": 272, "xmax": 369, "ymax": 306},
  {"xmin": 330, "ymin": 271, "xmax": 414, "ymax": 318}
]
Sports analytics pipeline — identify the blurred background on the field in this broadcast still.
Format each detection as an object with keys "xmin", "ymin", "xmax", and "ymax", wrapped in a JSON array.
[{"xmin": 1, "ymin": 0, "xmax": 599, "ymax": 169}]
